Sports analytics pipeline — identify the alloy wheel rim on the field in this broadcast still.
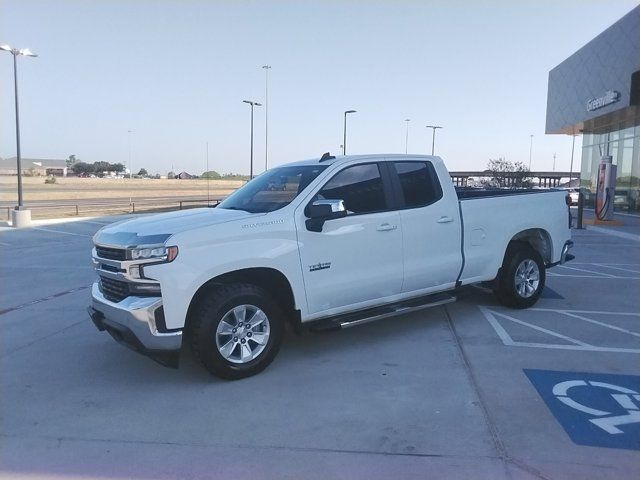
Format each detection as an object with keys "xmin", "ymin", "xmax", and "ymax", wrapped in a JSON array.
[
  {"xmin": 515, "ymin": 259, "xmax": 540, "ymax": 298},
  {"xmin": 215, "ymin": 304, "xmax": 270, "ymax": 364}
]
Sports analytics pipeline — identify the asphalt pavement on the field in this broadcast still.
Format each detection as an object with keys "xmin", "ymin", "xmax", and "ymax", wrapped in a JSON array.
[{"xmin": 1, "ymin": 214, "xmax": 638, "ymax": 479}]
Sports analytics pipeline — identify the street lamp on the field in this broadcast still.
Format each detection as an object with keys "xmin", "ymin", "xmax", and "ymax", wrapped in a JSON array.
[
  {"xmin": 243, "ymin": 100, "xmax": 262, "ymax": 179},
  {"xmin": 425, "ymin": 125, "xmax": 442, "ymax": 155},
  {"xmin": 404, "ymin": 119, "xmax": 410, "ymax": 154},
  {"xmin": 569, "ymin": 132, "xmax": 578, "ymax": 186},
  {"xmin": 127, "ymin": 130, "xmax": 133, "ymax": 178},
  {"xmin": 343, "ymin": 110, "xmax": 356, "ymax": 155},
  {"xmin": 528, "ymin": 134, "xmax": 534, "ymax": 170},
  {"xmin": 262, "ymin": 65, "xmax": 271, "ymax": 171},
  {"xmin": 1, "ymin": 44, "xmax": 37, "ymax": 227}
]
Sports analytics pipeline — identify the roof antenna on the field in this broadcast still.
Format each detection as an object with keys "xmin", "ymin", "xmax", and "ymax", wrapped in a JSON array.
[{"xmin": 319, "ymin": 152, "xmax": 335, "ymax": 162}]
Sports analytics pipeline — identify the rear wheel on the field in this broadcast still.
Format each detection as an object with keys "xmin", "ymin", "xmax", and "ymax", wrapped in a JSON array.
[
  {"xmin": 189, "ymin": 284, "xmax": 284, "ymax": 380},
  {"xmin": 495, "ymin": 243, "xmax": 545, "ymax": 309}
]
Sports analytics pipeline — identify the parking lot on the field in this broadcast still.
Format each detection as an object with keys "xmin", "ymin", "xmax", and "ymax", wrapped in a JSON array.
[{"xmin": 1, "ymin": 216, "xmax": 639, "ymax": 479}]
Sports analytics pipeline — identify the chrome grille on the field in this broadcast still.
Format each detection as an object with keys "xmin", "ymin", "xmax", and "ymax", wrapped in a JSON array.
[
  {"xmin": 96, "ymin": 246, "xmax": 127, "ymax": 261},
  {"xmin": 100, "ymin": 276, "xmax": 129, "ymax": 302}
]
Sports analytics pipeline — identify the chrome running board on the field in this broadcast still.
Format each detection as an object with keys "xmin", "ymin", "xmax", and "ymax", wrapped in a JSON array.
[{"xmin": 309, "ymin": 292, "xmax": 456, "ymax": 332}]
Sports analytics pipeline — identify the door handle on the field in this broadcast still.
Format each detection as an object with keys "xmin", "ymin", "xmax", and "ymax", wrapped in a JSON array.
[
  {"xmin": 437, "ymin": 216, "xmax": 454, "ymax": 224},
  {"xmin": 376, "ymin": 223, "xmax": 397, "ymax": 232}
]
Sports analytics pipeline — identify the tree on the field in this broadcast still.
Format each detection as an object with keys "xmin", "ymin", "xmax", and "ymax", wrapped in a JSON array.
[
  {"xmin": 137, "ymin": 168, "xmax": 148, "ymax": 177},
  {"xmin": 201, "ymin": 170, "xmax": 221, "ymax": 179},
  {"xmin": 72, "ymin": 162, "xmax": 95, "ymax": 175},
  {"xmin": 92, "ymin": 161, "xmax": 111, "ymax": 173},
  {"xmin": 167, "ymin": 171, "xmax": 176, "ymax": 179},
  {"xmin": 66, "ymin": 154, "xmax": 78, "ymax": 167},
  {"xmin": 484, "ymin": 158, "xmax": 531, "ymax": 188},
  {"xmin": 112, "ymin": 163, "xmax": 125, "ymax": 173}
]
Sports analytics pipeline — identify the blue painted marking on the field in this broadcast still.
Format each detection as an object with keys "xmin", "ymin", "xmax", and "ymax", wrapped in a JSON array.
[{"xmin": 525, "ymin": 369, "xmax": 640, "ymax": 450}]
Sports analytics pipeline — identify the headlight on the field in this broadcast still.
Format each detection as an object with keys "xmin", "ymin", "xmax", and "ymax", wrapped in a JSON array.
[{"xmin": 129, "ymin": 245, "xmax": 179, "ymax": 262}]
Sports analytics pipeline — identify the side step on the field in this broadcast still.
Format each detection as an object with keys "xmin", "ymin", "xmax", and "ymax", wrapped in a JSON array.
[{"xmin": 309, "ymin": 292, "xmax": 456, "ymax": 332}]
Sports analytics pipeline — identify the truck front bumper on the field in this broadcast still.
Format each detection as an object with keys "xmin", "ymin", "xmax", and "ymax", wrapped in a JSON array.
[{"xmin": 88, "ymin": 283, "xmax": 182, "ymax": 368}]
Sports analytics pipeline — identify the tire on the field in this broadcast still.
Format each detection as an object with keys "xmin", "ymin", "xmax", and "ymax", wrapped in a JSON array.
[
  {"xmin": 189, "ymin": 283, "xmax": 284, "ymax": 380},
  {"xmin": 494, "ymin": 242, "xmax": 546, "ymax": 309}
]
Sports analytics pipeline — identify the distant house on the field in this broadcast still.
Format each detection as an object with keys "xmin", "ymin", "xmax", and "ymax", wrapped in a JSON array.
[
  {"xmin": 0, "ymin": 157, "xmax": 68, "ymax": 177},
  {"xmin": 175, "ymin": 171, "xmax": 195, "ymax": 180}
]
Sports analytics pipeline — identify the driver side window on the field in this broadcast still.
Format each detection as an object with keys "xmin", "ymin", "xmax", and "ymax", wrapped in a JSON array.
[{"xmin": 314, "ymin": 163, "xmax": 387, "ymax": 215}]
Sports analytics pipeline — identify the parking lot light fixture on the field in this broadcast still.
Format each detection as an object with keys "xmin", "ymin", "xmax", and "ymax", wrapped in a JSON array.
[
  {"xmin": 243, "ymin": 100, "xmax": 262, "ymax": 179},
  {"xmin": 343, "ymin": 110, "xmax": 356, "ymax": 155},
  {"xmin": 1, "ymin": 44, "xmax": 37, "ymax": 227},
  {"xmin": 426, "ymin": 125, "xmax": 443, "ymax": 155},
  {"xmin": 404, "ymin": 119, "xmax": 411, "ymax": 154}
]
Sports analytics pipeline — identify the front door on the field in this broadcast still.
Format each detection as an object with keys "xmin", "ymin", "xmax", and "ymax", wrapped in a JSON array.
[{"xmin": 295, "ymin": 162, "xmax": 403, "ymax": 315}]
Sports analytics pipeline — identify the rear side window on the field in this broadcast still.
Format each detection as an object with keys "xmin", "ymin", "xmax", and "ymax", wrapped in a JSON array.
[
  {"xmin": 393, "ymin": 162, "xmax": 442, "ymax": 208},
  {"xmin": 315, "ymin": 163, "xmax": 387, "ymax": 215}
]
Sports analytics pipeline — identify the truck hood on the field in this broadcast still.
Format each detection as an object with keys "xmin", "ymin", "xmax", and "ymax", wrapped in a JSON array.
[{"xmin": 93, "ymin": 207, "xmax": 258, "ymax": 247}]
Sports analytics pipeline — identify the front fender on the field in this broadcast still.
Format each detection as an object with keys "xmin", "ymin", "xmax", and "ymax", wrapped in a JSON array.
[{"xmin": 145, "ymin": 234, "xmax": 305, "ymax": 330}]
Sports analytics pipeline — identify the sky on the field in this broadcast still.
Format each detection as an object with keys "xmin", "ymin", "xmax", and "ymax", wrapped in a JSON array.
[{"xmin": 1, "ymin": 0, "xmax": 638, "ymax": 176}]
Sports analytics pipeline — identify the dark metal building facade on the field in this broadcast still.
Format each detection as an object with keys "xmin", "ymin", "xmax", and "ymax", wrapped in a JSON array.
[{"xmin": 546, "ymin": 5, "xmax": 640, "ymax": 212}]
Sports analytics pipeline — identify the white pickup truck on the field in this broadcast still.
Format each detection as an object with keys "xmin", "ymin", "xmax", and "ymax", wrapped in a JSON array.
[{"xmin": 88, "ymin": 154, "xmax": 574, "ymax": 379}]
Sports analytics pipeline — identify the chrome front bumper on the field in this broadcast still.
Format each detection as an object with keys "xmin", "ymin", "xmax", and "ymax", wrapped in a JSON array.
[{"xmin": 88, "ymin": 283, "xmax": 182, "ymax": 368}]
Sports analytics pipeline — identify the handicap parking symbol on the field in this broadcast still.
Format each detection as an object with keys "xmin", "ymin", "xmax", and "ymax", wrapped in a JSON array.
[{"xmin": 524, "ymin": 369, "xmax": 640, "ymax": 450}]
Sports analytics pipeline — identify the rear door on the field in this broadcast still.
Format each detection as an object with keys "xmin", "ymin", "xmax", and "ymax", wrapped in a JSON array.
[
  {"xmin": 390, "ymin": 161, "xmax": 462, "ymax": 293},
  {"xmin": 295, "ymin": 162, "xmax": 404, "ymax": 315}
]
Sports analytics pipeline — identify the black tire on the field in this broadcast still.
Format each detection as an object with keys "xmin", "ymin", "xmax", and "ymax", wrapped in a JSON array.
[
  {"xmin": 494, "ymin": 242, "xmax": 546, "ymax": 309},
  {"xmin": 189, "ymin": 283, "xmax": 284, "ymax": 380}
]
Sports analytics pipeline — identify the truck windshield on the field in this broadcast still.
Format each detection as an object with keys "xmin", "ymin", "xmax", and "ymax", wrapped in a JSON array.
[{"xmin": 218, "ymin": 165, "xmax": 328, "ymax": 213}]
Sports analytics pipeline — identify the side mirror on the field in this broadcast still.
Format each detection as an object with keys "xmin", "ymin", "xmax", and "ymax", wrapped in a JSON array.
[{"xmin": 306, "ymin": 199, "xmax": 347, "ymax": 232}]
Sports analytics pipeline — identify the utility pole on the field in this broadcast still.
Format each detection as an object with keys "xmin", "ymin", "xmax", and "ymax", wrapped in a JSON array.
[{"xmin": 529, "ymin": 134, "xmax": 534, "ymax": 170}]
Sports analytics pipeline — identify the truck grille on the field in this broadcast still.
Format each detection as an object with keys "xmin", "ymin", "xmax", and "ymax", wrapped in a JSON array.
[
  {"xmin": 96, "ymin": 246, "xmax": 127, "ymax": 261},
  {"xmin": 100, "ymin": 276, "xmax": 130, "ymax": 302}
]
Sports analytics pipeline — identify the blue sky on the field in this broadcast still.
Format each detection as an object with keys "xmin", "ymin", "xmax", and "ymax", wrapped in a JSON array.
[{"xmin": 1, "ymin": 0, "xmax": 638, "ymax": 175}]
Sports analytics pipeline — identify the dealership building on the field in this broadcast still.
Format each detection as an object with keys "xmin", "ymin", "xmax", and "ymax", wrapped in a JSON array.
[{"xmin": 546, "ymin": 5, "xmax": 639, "ymax": 212}]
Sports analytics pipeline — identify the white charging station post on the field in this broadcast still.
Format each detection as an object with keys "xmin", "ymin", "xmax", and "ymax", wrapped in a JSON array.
[{"xmin": 595, "ymin": 155, "xmax": 617, "ymax": 221}]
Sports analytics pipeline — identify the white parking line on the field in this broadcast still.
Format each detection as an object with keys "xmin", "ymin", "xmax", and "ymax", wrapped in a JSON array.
[
  {"xmin": 547, "ymin": 273, "xmax": 640, "ymax": 280},
  {"xmin": 559, "ymin": 311, "xmax": 640, "ymax": 338},
  {"xmin": 555, "ymin": 265, "xmax": 617, "ymax": 277},
  {"xmin": 32, "ymin": 227, "xmax": 91, "ymax": 237},
  {"xmin": 479, "ymin": 306, "xmax": 640, "ymax": 354},
  {"xmin": 592, "ymin": 264, "xmax": 640, "ymax": 274}
]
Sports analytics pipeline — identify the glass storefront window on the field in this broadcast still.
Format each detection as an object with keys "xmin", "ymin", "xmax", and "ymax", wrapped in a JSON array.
[{"xmin": 580, "ymin": 126, "xmax": 639, "ymax": 212}]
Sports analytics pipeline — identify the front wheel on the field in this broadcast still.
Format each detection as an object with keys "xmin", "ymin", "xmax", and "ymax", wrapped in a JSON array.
[
  {"xmin": 495, "ymin": 243, "xmax": 546, "ymax": 309},
  {"xmin": 189, "ymin": 284, "xmax": 284, "ymax": 380}
]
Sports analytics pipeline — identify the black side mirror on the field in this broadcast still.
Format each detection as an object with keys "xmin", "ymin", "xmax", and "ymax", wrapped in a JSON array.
[{"xmin": 306, "ymin": 199, "xmax": 347, "ymax": 232}]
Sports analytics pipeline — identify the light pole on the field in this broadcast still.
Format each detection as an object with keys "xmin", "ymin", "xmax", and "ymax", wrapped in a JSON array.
[
  {"xmin": 404, "ymin": 119, "xmax": 411, "ymax": 154},
  {"xmin": 425, "ymin": 125, "xmax": 442, "ymax": 155},
  {"xmin": 569, "ymin": 133, "xmax": 577, "ymax": 186},
  {"xmin": 243, "ymin": 100, "xmax": 262, "ymax": 179},
  {"xmin": 127, "ymin": 130, "xmax": 133, "ymax": 178},
  {"xmin": 262, "ymin": 65, "xmax": 271, "ymax": 171},
  {"xmin": 1, "ymin": 44, "xmax": 37, "ymax": 227},
  {"xmin": 343, "ymin": 110, "xmax": 356, "ymax": 155},
  {"xmin": 528, "ymin": 134, "xmax": 534, "ymax": 170}
]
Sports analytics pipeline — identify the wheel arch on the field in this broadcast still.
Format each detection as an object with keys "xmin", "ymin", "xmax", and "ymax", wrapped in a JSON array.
[
  {"xmin": 505, "ymin": 228, "xmax": 553, "ymax": 265},
  {"xmin": 185, "ymin": 267, "xmax": 300, "ymax": 331}
]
